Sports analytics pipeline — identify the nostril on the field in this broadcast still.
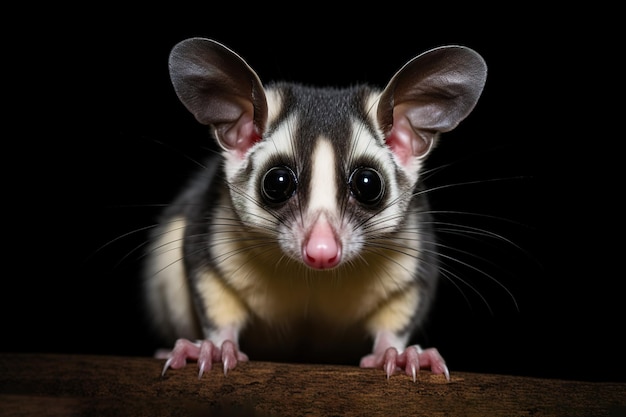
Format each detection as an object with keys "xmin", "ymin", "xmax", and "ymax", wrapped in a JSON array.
[
  {"xmin": 303, "ymin": 242, "xmax": 341, "ymax": 270},
  {"xmin": 324, "ymin": 247, "xmax": 341, "ymax": 268},
  {"xmin": 324, "ymin": 250, "xmax": 340, "ymax": 269}
]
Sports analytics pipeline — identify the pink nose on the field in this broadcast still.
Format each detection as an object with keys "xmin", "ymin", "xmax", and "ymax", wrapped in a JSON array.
[{"xmin": 302, "ymin": 219, "xmax": 341, "ymax": 270}]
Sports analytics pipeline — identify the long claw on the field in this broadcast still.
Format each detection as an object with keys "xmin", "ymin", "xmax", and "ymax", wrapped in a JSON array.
[
  {"xmin": 384, "ymin": 348, "xmax": 397, "ymax": 379},
  {"xmin": 360, "ymin": 343, "xmax": 449, "ymax": 382},
  {"xmin": 197, "ymin": 340, "xmax": 214, "ymax": 379},
  {"xmin": 221, "ymin": 340, "xmax": 239, "ymax": 376},
  {"xmin": 223, "ymin": 357, "xmax": 230, "ymax": 376},
  {"xmin": 405, "ymin": 345, "xmax": 420, "ymax": 383},
  {"xmin": 198, "ymin": 361, "xmax": 206, "ymax": 379},
  {"xmin": 418, "ymin": 346, "xmax": 451, "ymax": 382},
  {"xmin": 442, "ymin": 363, "xmax": 450, "ymax": 382},
  {"xmin": 158, "ymin": 337, "xmax": 246, "ymax": 378},
  {"xmin": 161, "ymin": 357, "xmax": 173, "ymax": 377}
]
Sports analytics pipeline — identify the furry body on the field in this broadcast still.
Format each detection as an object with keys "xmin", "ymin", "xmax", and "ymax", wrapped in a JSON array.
[{"xmin": 143, "ymin": 38, "xmax": 487, "ymax": 378}]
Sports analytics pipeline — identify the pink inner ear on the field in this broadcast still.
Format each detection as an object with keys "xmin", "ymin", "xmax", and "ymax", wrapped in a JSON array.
[
  {"xmin": 385, "ymin": 113, "xmax": 432, "ymax": 167},
  {"xmin": 219, "ymin": 112, "xmax": 263, "ymax": 159},
  {"xmin": 385, "ymin": 126, "xmax": 412, "ymax": 167}
]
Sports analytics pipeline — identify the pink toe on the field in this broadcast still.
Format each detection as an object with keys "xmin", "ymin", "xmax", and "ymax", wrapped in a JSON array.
[
  {"xmin": 160, "ymin": 337, "xmax": 249, "ymax": 378},
  {"xmin": 383, "ymin": 348, "xmax": 399, "ymax": 379},
  {"xmin": 360, "ymin": 353, "xmax": 382, "ymax": 368},
  {"xmin": 197, "ymin": 340, "xmax": 216, "ymax": 378},
  {"xmin": 404, "ymin": 346, "xmax": 420, "ymax": 381},
  {"xmin": 417, "ymin": 347, "xmax": 450, "ymax": 380},
  {"xmin": 169, "ymin": 339, "xmax": 201, "ymax": 369},
  {"xmin": 161, "ymin": 338, "xmax": 202, "ymax": 376},
  {"xmin": 221, "ymin": 340, "xmax": 248, "ymax": 375},
  {"xmin": 360, "ymin": 345, "xmax": 449, "ymax": 381}
]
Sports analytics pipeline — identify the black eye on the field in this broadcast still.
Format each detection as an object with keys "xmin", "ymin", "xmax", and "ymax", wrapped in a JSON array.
[
  {"xmin": 349, "ymin": 167, "xmax": 385, "ymax": 206},
  {"xmin": 261, "ymin": 166, "xmax": 297, "ymax": 204}
]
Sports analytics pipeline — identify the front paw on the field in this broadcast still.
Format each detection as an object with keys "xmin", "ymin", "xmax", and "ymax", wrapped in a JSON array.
[
  {"xmin": 360, "ymin": 345, "xmax": 450, "ymax": 382},
  {"xmin": 161, "ymin": 338, "xmax": 249, "ymax": 378}
]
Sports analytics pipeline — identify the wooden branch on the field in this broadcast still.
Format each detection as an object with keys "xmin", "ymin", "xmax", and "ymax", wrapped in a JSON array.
[{"xmin": 0, "ymin": 353, "xmax": 624, "ymax": 416}]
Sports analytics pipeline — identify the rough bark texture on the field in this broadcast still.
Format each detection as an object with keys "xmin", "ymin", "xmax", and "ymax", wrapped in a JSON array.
[{"xmin": 0, "ymin": 353, "xmax": 624, "ymax": 416}]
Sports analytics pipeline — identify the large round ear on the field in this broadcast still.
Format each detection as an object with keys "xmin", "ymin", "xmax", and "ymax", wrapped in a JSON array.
[
  {"xmin": 377, "ymin": 46, "xmax": 487, "ymax": 165},
  {"xmin": 168, "ymin": 38, "xmax": 268, "ymax": 157}
]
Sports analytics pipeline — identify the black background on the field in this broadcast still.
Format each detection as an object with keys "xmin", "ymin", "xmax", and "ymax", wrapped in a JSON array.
[{"xmin": 5, "ymin": 11, "xmax": 622, "ymax": 383}]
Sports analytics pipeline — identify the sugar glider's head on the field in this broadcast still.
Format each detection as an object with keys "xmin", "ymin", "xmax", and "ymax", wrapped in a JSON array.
[{"xmin": 168, "ymin": 37, "xmax": 487, "ymax": 270}]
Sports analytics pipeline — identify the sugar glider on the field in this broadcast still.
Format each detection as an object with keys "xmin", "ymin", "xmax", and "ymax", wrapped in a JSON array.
[{"xmin": 143, "ymin": 37, "xmax": 487, "ymax": 381}]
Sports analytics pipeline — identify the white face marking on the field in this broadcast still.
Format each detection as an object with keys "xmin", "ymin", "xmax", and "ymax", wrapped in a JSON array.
[
  {"xmin": 363, "ymin": 92, "xmax": 424, "ymax": 184},
  {"xmin": 264, "ymin": 87, "xmax": 283, "ymax": 128},
  {"xmin": 223, "ymin": 113, "xmax": 300, "ymax": 233},
  {"xmin": 347, "ymin": 117, "xmax": 411, "ymax": 234},
  {"xmin": 308, "ymin": 138, "xmax": 337, "ymax": 213},
  {"xmin": 364, "ymin": 91, "xmax": 382, "ymax": 129},
  {"xmin": 212, "ymin": 96, "xmax": 426, "ymax": 329},
  {"xmin": 222, "ymin": 89, "xmax": 286, "ymax": 183},
  {"xmin": 239, "ymin": 114, "xmax": 299, "ymax": 226},
  {"xmin": 258, "ymin": 114, "xmax": 298, "ymax": 163}
]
